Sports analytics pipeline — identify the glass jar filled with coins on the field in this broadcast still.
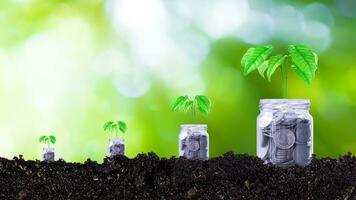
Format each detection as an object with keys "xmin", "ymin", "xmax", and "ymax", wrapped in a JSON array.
[
  {"xmin": 257, "ymin": 99, "xmax": 313, "ymax": 167},
  {"xmin": 179, "ymin": 124, "xmax": 209, "ymax": 160}
]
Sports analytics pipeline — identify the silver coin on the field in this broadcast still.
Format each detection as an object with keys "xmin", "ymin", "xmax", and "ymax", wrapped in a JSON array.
[
  {"xmin": 186, "ymin": 139, "xmax": 200, "ymax": 151},
  {"xmin": 43, "ymin": 152, "xmax": 55, "ymax": 161},
  {"xmin": 274, "ymin": 129, "xmax": 295, "ymax": 149},
  {"xmin": 293, "ymin": 144, "xmax": 311, "ymax": 166}
]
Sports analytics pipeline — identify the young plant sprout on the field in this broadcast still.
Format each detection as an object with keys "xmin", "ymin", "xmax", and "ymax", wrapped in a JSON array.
[
  {"xmin": 241, "ymin": 44, "xmax": 318, "ymax": 167},
  {"xmin": 39, "ymin": 135, "xmax": 56, "ymax": 161},
  {"xmin": 171, "ymin": 95, "xmax": 211, "ymax": 117},
  {"xmin": 172, "ymin": 95, "xmax": 211, "ymax": 160},
  {"xmin": 103, "ymin": 121, "xmax": 127, "ymax": 157},
  {"xmin": 241, "ymin": 44, "xmax": 318, "ymax": 98}
]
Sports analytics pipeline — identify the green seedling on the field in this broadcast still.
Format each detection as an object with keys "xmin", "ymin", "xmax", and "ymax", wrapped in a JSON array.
[
  {"xmin": 171, "ymin": 95, "xmax": 212, "ymax": 117},
  {"xmin": 39, "ymin": 135, "xmax": 56, "ymax": 148},
  {"xmin": 103, "ymin": 121, "xmax": 127, "ymax": 138},
  {"xmin": 241, "ymin": 44, "xmax": 318, "ymax": 98}
]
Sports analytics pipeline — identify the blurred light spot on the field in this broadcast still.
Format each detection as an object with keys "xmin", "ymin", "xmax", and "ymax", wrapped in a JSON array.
[
  {"xmin": 173, "ymin": 32, "xmax": 210, "ymax": 66},
  {"xmin": 106, "ymin": 0, "xmax": 176, "ymax": 67},
  {"xmin": 301, "ymin": 20, "xmax": 331, "ymax": 53},
  {"xmin": 303, "ymin": 3, "xmax": 334, "ymax": 27},
  {"xmin": 112, "ymin": 67, "xmax": 151, "ymax": 98},
  {"xmin": 97, "ymin": 49, "xmax": 151, "ymax": 98},
  {"xmin": 200, "ymin": 0, "xmax": 249, "ymax": 38},
  {"xmin": 271, "ymin": 5, "xmax": 303, "ymax": 42},
  {"xmin": 336, "ymin": 0, "xmax": 356, "ymax": 18},
  {"xmin": 236, "ymin": 11, "xmax": 274, "ymax": 44},
  {"xmin": 106, "ymin": 0, "xmax": 167, "ymax": 32}
]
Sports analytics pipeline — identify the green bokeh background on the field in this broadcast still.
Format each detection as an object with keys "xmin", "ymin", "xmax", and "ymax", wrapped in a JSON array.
[{"xmin": 0, "ymin": 0, "xmax": 355, "ymax": 162}]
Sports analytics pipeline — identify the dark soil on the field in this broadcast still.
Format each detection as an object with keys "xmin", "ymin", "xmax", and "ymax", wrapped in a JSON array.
[{"xmin": 0, "ymin": 152, "xmax": 355, "ymax": 200}]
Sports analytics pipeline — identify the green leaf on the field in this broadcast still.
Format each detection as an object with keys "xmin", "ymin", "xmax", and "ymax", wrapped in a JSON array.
[
  {"xmin": 257, "ymin": 61, "xmax": 269, "ymax": 78},
  {"xmin": 117, "ymin": 121, "xmax": 127, "ymax": 133},
  {"xmin": 103, "ymin": 121, "xmax": 114, "ymax": 131},
  {"xmin": 39, "ymin": 135, "xmax": 47, "ymax": 143},
  {"xmin": 195, "ymin": 95, "xmax": 211, "ymax": 116},
  {"xmin": 241, "ymin": 45, "xmax": 274, "ymax": 76},
  {"xmin": 267, "ymin": 54, "xmax": 287, "ymax": 82},
  {"xmin": 171, "ymin": 96, "xmax": 189, "ymax": 111},
  {"xmin": 287, "ymin": 45, "xmax": 318, "ymax": 84},
  {"xmin": 313, "ymin": 52, "xmax": 318, "ymax": 66},
  {"xmin": 182, "ymin": 100, "xmax": 194, "ymax": 112},
  {"xmin": 49, "ymin": 135, "xmax": 56, "ymax": 145}
]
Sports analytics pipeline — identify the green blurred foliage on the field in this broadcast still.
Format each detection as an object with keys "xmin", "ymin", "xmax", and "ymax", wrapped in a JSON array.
[{"xmin": 0, "ymin": 0, "xmax": 355, "ymax": 162}]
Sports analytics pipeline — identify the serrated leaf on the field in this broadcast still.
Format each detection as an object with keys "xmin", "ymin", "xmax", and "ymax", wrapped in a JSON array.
[
  {"xmin": 288, "ymin": 45, "xmax": 318, "ymax": 84},
  {"xmin": 39, "ymin": 135, "xmax": 47, "ymax": 143},
  {"xmin": 49, "ymin": 135, "xmax": 56, "ymax": 145},
  {"xmin": 171, "ymin": 96, "xmax": 189, "ymax": 111},
  {"xmin": 257, "ymin": 61, "xmax": 269, "ymax": 78},
  {"xmin": 241, "ymin": 45, "xmax": 274, "ymax": 76},
  {"xmin": 182, "ymin": 100, "xmax": 193, "ymax": 113},
  {"xmin": 117, "ymin": 121, "xmax": 127, "ymax": 133},
  {"xmin": 103, "ymin": 121, "xmax": 114, "ymax": 131},
  {"xmin": 195, "ymin": 95, "xmax": 211, "ymax": 116},
  {"xmin": 267, "ymin": 54, "xmax": 287, "ymax": 82}
]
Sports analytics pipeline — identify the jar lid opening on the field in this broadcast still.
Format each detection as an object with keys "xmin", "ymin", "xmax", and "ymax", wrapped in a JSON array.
[{"xmin": 259, "ymin": 99, "xmax": 310, "ymax": 110}]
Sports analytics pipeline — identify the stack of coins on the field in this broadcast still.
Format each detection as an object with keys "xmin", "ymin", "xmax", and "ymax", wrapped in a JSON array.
[
  {"xmin": 43, "ymin": 148, "xmax": 55, "ymax": 161},
  {"xmin": 260, "ymin": 112, "xmax": 312, "ymax": 167},
  {"xmin": 180, "ymin": 132, "xmax": 208, "ymax": 160},
  {"xmin": 109, "ymin": 138, "xmax": 125, "ymax": 157}
]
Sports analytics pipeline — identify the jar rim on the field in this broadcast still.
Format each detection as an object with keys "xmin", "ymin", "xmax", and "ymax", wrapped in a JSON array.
[
  {"xmin": 260, "ymin": 99, "xmax": 310, "ymax": 104},
  {"xmin": 259, "ymin": 99, "xmax": 310, "ymax": 110},
  {"xmin": 180, "ymin": 124, "xmax": 207, "ymax": 128}
]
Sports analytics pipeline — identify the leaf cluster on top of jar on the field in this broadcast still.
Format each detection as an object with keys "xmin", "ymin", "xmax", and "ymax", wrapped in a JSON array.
[
  {"xmin": 39, "ymin": 135, "xmax": 56, "ymax": 145},
  {"xmin": 103, "ymin": 121, "xmax": 127, "ymax": 135},
  {"xmin": 241, "ymin": 44, "xmax": 318, "ymax": 84},
  {"xmin": 171, "ymin": 95, "xmax": 211, "ymax": 116}
]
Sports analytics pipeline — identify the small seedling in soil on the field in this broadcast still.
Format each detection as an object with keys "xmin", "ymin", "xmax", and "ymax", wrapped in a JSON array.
[
  {"xmin": 103, "ymin": 120, "xmax": 127, "ymax": 157},
  {"xmin": 39, "ymin": 135, "xmax": 56, "ymax": 161},
  {"xmin": 171, "ymin": 95, "xmax": 211, "ymax": 160},
  {"xmin": 241, "ymin": 44, "xmax": 318, "ymax": 167}
]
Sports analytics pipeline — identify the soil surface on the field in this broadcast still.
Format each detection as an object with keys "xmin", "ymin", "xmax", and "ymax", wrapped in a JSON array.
[{"xmin": 0, "ymin": 152, "xmax": 355, "ymax": 200}]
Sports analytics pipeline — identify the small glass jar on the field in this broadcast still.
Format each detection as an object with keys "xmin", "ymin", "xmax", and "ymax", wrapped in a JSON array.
[
  {"xmin": 43, "ymin": 147, "xmax": 55, "ymax": 161},
  {"xmin": 108, "ymin": 138, "xmax": 125, "ymax": 157},
  {"xmin": 257, "ymin": 99, "xmax": 313, "ymax": 167},
  {"xmin": 179, "ymin": 124, "xmax": 209, "ymax": 160}
]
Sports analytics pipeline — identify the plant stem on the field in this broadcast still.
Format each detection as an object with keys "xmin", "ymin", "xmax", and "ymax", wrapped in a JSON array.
[
  {"xmin": 281, "ymin": 58, "xmax": 288, "ymax": 98},
  {"xmin": 192, "ymin": 101, "xmax": 195, "ymax": 122}
]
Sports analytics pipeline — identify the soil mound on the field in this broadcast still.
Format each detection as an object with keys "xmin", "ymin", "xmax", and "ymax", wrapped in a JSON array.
[{"xmin": 0, "ymin": 152, "xmax": 354, "ymax": 199}]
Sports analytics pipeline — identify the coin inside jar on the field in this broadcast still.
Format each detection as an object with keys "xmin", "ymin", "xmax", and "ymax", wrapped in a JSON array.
[
  {"xmin": 186, "ymin": 137, "xmax": 200, "ymax": 151},
  {"xmin": 274, "ymin": 129, "xmax": 295, "ymax": 149}
]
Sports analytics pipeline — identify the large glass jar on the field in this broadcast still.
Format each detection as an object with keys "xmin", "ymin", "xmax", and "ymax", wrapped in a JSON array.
[
  {"xmin": 179, "ymin": 124, "xmax": 209, "ymax": 160},
  {"xmin": 257, "ymin": 99, "xmax": 313, "ymax": 167}
]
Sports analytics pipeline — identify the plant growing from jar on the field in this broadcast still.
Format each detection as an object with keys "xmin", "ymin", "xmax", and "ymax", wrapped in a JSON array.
[
  {"xmin": 39, "ymin": 135, "xmax": 56, "ymax": 161},
  {"xmin": 241, "ymin": 44, "xmax": 318, "ymax": 167},
  {"xmin": 171, "ymin": 95, "xmax": 211, "ymax": 160},
  {"xmin": 103, "ymin": 120, "xmax": 127, "ymax": 157}
]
